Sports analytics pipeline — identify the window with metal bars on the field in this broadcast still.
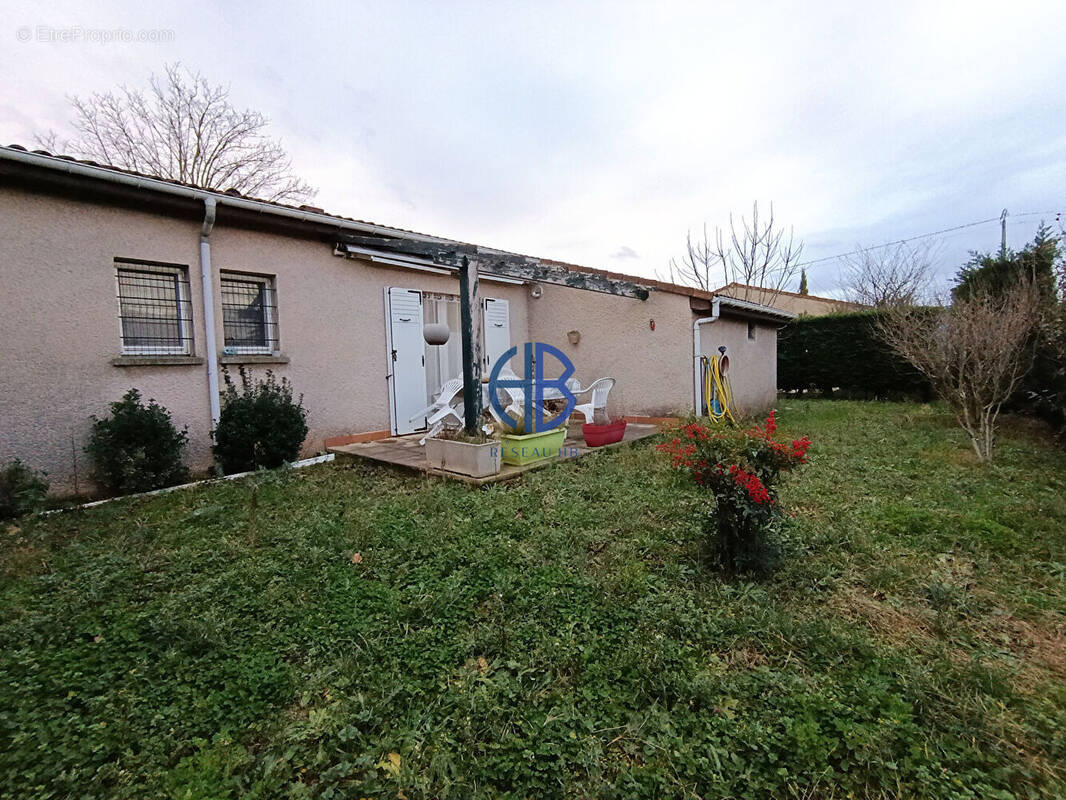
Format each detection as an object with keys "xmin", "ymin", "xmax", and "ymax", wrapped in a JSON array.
[
  {"xmin": 115, "ymin": 259, "xmax": 193, "ymax": 355},
  {"xmin": 220, "ymin": 273, "xmax": 279, "ymax": 353}
]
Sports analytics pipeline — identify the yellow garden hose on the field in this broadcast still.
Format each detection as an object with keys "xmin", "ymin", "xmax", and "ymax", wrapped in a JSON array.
[{"xmin": 702, "ymin": 354, "xmax": 737, "ymax": 425}]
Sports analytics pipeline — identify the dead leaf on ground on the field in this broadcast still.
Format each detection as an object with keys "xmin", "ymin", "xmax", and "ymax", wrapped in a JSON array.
[
  {"xmin": 350, "ymin": 552, "xmax": 363, "ymax": 564},
  {"xmin": 376, "ymin": 751, "xmax": 401, "ymax": 776}
]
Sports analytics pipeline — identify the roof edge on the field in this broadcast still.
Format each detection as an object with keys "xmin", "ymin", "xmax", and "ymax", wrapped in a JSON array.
[
  {"xmin": 0, "ymin": 143, "xmax": 719, "ymax": 301},
  {"xmin": 714, "ymin": 295, "xmax": 798, "ymax": 324}
]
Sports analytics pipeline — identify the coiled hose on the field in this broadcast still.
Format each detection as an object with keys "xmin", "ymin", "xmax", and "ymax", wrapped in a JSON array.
[{"xmin": 701, "ymin": 354, "xmax": 736, "ymax": 425}]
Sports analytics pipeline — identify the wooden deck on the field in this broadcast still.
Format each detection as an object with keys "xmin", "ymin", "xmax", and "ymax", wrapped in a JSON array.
[{"xmin": 327, "ymin": 423, "xmax": 660, "ymax": 485}]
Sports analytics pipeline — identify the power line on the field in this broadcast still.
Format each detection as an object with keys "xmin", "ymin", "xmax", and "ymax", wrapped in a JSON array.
[
  {"xmin": 796, "ymin": 211, "xmax": 1060, "ymax": 268},
  {"xmin": 796, "ymin": 218, "xmax": 997, "ymax": 267}
]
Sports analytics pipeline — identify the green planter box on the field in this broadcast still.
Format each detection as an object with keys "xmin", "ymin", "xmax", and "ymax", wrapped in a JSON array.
[{"xmin": 499, "ymin": 427, "xmax": 567, "ymax": 466}]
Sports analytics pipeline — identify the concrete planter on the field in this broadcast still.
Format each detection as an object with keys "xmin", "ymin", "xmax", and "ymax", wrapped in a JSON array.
[
  {"xmin": 425, "ymin": 438, "xmax": 502, "ymax": 478},
  {"xmin": 499, "ymin": 428, "xmax": 568, "ymax": 466}
]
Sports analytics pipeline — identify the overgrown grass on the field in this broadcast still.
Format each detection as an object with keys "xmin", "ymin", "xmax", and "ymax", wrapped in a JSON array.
[{"xmin": 1, "ymin": 401, "xmax": 1064, "ymax": 799}]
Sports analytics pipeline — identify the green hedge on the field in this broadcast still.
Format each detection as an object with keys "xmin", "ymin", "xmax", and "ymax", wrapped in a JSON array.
[{"xmin": 777, "ymin": 311, "xmax": 932, "ymax": 399}]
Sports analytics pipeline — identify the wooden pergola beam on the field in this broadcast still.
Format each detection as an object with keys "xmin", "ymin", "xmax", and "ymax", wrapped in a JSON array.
[{"xmin": 337, "ymin": 234, "xmax": 650, "ymax": 300}]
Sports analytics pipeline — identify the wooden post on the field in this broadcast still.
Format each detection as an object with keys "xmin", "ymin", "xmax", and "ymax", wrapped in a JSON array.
[{"xmin": 458, "ymin": 255, "xmax": 483, "ymax": 434}]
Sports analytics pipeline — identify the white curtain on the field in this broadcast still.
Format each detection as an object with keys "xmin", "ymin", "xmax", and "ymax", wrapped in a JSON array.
[{"xmin": 423, "ymin": 293, "xmax": 463, "ymax": 404}]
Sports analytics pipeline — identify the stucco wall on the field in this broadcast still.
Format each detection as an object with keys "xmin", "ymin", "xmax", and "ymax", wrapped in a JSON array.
[
  {"xmin": 699, "ymin": 317, "xmax": 778, "ymax": 416},
  {"xmin": 0, "ymin": 188, "xmax": 530, "ymax": 494},
  {"xmin": 525, "ymin": 285, "xmax": 781, "ymax": 420},
  {"xmin": 0, "ymin": 184, "xmax": 781, "ymax": 494},
  {"xmin": 0, "ymin": 190, "xmax": 213, "ymax": 494},
  {"xmin": 525, "ymin": 284, "xmax": 696, "ymax": 418},
  {"xmin": 207, "ymin": 227, "xmax": 531, "ymax": 446}
]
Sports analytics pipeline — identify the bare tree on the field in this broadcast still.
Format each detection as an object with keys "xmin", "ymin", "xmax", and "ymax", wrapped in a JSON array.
[
  {"xmin": 662, "ymin": 202, "xmax": 803, "ymax": 305},
  {"xmin": 38, "ymin": 64, "xmax": 315, "ymax": 203},
  {"xmin": 877, "ymin": 279, "xmax": 1041, "ymax": 462},
  {"xmin": 842, "ymin": 241, "xmax": 939, "ymax": 307},
  {"xmin": 662, "ymin": 224, "xmax": 717, "ymax": 290}
]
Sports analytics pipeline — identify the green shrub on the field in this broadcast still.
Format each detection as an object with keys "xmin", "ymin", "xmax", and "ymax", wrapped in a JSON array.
[
  {"xmin": 0, "ymin": 459, "xmax": 49, "ymax": 519},
  {"xmin": 213, "ymin": 369, "xmax": 308, "ymax": 474},
  {"xmin": 1026, "ymin": 314, "xmax": 1066, "ymax": 441},
  {"xmin": 85, "ymin": 389, "xmax": 189, "ymax": 494},
  {"xmin": 778, "ymin": 311, "xmax": 932, "ymax": 399}
]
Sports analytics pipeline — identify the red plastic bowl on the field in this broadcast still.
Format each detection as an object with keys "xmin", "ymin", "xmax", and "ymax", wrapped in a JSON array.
[{"xmin": 582, "ymin": 419, "xmax": 627, "ymax": 447}]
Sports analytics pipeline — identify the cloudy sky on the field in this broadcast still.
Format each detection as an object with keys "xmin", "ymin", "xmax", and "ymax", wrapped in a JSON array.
[{"xmin": 3, "ymin": 0, "xmax": 1064, "ymax": 294}]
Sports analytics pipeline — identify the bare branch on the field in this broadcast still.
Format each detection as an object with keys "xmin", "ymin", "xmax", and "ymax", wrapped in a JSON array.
[
  {"xmin": 876, "ymin": 278, "xmax": 1042, "ymax": 461},
  {"xmin": 658, "ymin": 224, "xmax": 717, "ymax": 290},
  {"xmin": 35, "ymin": 63, "xmax": 315, "ymax": 203},
  {"xmin": 664, "ymin": 202, "xmax": 803, "ymax": 305},
  {"xmin": 841, "ymin": 240, "xmax": 939, "ymax": 307}
]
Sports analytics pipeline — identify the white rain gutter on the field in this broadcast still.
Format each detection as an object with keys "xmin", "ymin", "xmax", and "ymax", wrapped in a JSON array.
[
  {"xmin": 692, "ymin": 298, "xmax": 721, "ymax": 416},
  {"xmin": 0, "ymin": 147, "xmax": 455, "ymax": 243},
  {"xmin": 199, "ymin": 197, "xmax": 220, "ymax": 427}
]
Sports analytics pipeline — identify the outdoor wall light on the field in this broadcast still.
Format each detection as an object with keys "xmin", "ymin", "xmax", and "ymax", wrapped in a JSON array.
[
  {"xmin": 423, "ymin": 322, "xmax": 450, "ymax": 346},
  {"xmin": 567, "ymin": 329, "xmax": 581, "ymax": 345},
  {"xmin": 529, "ymin": 283, "xmax": 543, "ymax": 299}
]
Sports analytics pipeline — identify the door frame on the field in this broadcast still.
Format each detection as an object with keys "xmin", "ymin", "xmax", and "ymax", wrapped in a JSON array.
[
  {"xmin": 383, "ymin": 287, "xmax": 510, "ymax": 436},
  {"xmin": 383, "ymin": 287, "xmax": 428, "ymax": 436}
]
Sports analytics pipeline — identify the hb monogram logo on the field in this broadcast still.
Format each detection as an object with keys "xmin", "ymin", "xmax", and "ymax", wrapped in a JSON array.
[{"xmin": 487, "ymin": 342, "xmax": 577, "ymax": 432}]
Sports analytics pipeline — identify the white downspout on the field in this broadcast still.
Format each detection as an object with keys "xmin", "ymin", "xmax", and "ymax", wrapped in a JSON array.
[
  {"xmin": 199, "ymin": 197, "xmax": 221, "ymax": 428},
  {"xmin": 692, "ymin": 298, "xmax": 721, "ymax": 416}
]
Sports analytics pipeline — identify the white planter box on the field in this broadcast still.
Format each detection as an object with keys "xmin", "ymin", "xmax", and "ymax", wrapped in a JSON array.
[{"xmin": 425, "ymin": 438, "xmax": 502, "ymax": 478}]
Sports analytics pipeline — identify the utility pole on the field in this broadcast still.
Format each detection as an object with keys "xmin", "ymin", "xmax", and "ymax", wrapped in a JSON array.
[{"xmin": 1000, "ymin": 208, "xmax": 1009, "ymax": 261}]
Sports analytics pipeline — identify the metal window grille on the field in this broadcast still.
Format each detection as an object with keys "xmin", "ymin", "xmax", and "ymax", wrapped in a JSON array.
[
  {"xmin": 220, "ymin": 274, "xmax": 279, "ymax": 353},
  {"xmin": 116, "ymin": 262, "xmax": 193, "ymax": 355}
]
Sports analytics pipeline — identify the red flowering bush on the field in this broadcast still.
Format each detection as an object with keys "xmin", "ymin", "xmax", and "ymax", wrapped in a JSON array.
[{"xmin": 657, "ymin": 411, "xmax": 811, "ymax": 574}]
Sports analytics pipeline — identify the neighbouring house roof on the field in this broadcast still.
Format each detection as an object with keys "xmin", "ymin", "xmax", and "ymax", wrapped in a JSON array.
[
  {"xmin": 713, "ymin": 281, "xmax": 864, "ymax": 314},
  {"xmin": 0, "ymin": 144, "xmax": 784, "ymax": 317}
]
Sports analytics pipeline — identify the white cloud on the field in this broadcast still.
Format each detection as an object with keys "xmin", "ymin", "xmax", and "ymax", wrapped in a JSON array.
[{"xmin": 2, "ymin": 0, "xmax": 1065, "ymax": 296}]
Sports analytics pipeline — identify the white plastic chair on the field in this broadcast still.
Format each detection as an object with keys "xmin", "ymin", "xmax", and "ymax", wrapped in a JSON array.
[
  {"xmin": 410, "ymin": 377, "xmax": 464, "ymax": 445},
  {"xmin": 493, "ymin": 369, "xmax": 544, "ymax": 423},
  {"xmin": 570, "ymin": 377, "xmax": 615, "ymax": 423}
]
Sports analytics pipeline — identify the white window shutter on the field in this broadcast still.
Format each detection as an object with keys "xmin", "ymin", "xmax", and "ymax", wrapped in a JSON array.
[{"xmin": 483, "ymin": 298, "xmax": 510, "ymax": 371}]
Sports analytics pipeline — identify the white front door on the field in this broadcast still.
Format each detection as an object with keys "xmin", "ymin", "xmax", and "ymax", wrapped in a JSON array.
[
  {"xmin": 483, "ymin": 297, "xmax": 511, "ymax": 371},
  {"xmin": 385, "ymin": 287, "xmax": 428, "ymax": 435}
]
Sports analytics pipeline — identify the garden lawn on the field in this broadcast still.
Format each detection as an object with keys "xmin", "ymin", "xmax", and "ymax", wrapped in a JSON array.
[{"xmin": 2, "ymin": 400, "xmax": 1065, "ymax": 799}]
